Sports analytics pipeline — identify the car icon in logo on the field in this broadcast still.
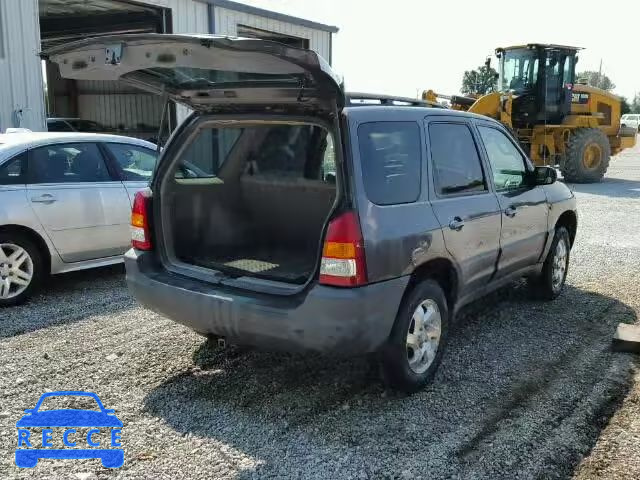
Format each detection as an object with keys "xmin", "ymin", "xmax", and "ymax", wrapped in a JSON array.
[{"xmin": 15, "ymin": 391, "xmax": 123, "ymax": 468}]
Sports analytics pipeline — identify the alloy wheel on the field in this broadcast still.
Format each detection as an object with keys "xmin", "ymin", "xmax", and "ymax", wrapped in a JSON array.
[
  {"xmin": 406, "ymin": 299, "xmax": 442, "ymax": 374},
  {"xmin": 0, "ymin": 243, "xmax": 34, "ymax": 300},
  {"xmin": 551, "ymin": 238, "xmax": 568, "ymax": 292}
]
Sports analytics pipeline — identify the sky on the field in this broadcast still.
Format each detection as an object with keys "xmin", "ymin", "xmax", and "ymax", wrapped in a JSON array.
[{"xmin": 237, "ymin": 0, "xmax": 640, "ymax": 101}]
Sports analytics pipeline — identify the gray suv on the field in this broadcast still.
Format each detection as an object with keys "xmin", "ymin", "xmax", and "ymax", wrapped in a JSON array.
[{"xmin": 47, "ymin": 34, "xmax": 577, "ymax": 392}]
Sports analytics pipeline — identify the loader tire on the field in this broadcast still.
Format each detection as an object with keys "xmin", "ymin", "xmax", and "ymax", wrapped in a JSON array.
[{"xmin": 561, "ymin": 128, "xmax": 610, "ymax": 183}]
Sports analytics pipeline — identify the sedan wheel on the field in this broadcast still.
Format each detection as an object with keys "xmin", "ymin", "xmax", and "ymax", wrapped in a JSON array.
[{"xmin": 0, "ymin": 243, "xmax": 34, "ymax": 300}]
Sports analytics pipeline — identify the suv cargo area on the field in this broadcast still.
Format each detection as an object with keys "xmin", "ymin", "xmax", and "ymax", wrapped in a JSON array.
[{"xmin": 159, "ymin": 121, "xmax": 338, "ymax": 285}]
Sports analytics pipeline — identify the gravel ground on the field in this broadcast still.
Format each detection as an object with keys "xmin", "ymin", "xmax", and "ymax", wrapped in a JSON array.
[{"xmin": 1, "ymin": 144, "xmax": 639, "ymax": 479}]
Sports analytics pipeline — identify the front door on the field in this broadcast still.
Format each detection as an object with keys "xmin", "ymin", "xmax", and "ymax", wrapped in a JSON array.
[
  {"xmin": 26, "ymin": 142, "xmax": 131, "ymax": 263},
  {"xmin": 426, "ymin": 119, "xmax": 502, "ymax": 299},
  {"xmin": 475, "ymin": 124, "xmax": 549, "ymax": 276}
]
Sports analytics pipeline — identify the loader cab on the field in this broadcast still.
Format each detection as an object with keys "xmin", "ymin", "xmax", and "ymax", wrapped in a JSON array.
[{"xmin": 496, "ymin": 44, "xmax": 579, "ymax": 128}]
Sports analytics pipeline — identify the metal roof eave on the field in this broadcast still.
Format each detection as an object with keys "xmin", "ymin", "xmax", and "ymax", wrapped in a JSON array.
[{"xmin": 196, "ymin": 0, "xmax": 339, "ymax": 33}]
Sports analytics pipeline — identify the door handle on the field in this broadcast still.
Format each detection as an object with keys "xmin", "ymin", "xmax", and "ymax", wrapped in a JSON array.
[
  {"xmin": 504, "ymin": 206, "xmax": 517, "ymax": 218},
  {"xmin": 449, "ymin": 216, "xmax": 465, "ymax": 231},
  {"xmin": 31, "ymin": 194, "xmax": 57, "ymax": 204}
]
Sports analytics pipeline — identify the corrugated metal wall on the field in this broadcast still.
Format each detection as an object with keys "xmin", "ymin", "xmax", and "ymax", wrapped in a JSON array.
[
  {"xmin": 0, "ymin": 0, "xmax": 46, "ymax": 132},
  {"xmin": 212, "ymin": 5, "xmax": 332, "ymax": 62}
]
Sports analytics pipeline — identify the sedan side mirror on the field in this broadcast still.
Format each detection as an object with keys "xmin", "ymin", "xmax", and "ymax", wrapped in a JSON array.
[{"xmin": 532, "ymin": 166, "xmax": 557, "ymax": 185}]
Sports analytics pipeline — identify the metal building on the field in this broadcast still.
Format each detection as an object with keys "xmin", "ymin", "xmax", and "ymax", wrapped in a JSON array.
[{"xmin": 0, "ymin": 0, "xmax": 338, "ymax": 134}]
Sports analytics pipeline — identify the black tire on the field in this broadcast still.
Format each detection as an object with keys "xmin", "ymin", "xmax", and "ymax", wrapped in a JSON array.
[
  {"xmin": 561, "ymin": 128, "xmax": 610, "ymax": 183},
  {"xmin": 379, "ymin": 280, "xmax": 449, "ymax": 393},
  {"xmin": 0, "ymin": 232, "xmax": 45, "ymax": 307},
  {"xmin": 529, "ymin": 226, "xmax": 571, "ymax": 300}
]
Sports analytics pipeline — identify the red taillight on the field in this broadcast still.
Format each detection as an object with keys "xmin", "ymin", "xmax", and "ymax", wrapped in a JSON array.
[
  {"xmin": 319, "ymin": 211, "xmax": 367, "ymax": 287},
  {"xmin": 131, "ymin": 189, "xmax": 153, "ymax": 251}
]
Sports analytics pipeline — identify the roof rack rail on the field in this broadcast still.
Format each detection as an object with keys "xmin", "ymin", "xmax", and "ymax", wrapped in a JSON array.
[{"xmin": 346, "ymin": 92, "xmax": 443, "ymax": 108}]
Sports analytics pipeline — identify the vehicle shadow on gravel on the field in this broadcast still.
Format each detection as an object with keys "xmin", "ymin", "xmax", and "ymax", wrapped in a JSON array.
[
  {"xmin": 1, "ymin": 264, "xmax": 135, "ymax": 338},
  {"xmin": 143, "ymin": 282, "xmax": 637, "ymax": 479},
  {"xmin": 564, "ymin": 177, "xmax": 640, "ymax": 199}
]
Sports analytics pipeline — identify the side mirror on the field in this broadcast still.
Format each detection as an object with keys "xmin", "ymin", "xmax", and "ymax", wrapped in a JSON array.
[{"xmin": 533, "ymin": 166, "xmax": 557, "ymax": 185}]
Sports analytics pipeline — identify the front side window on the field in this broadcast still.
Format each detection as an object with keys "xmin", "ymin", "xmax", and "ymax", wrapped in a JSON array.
[
  {"xmin": 501, "ymin": 48, "xmax": 539, "ymax": 93},
  {"xmin": 478, "ymin": 126, "xmax": 528, "ymax": 191},
  {"xmin": 429, "ymin": 122, "xmax": 487, "ymax": 196},
  {"xmin": 0, "ymin": 152, "xmax": 26, "ymax": 185},
  {"xmin": 105, "ymin": 143, "xmax": 158, "ymax": 181},
  {"xmin": 358, "ymin": 121, "xmax": 421, "ymax": 205},
  {"xmin": 29, "ymin": 143, "xmax": 111, "ymax": 184}
]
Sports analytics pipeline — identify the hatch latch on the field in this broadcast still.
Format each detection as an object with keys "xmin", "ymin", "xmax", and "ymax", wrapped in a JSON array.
[{"xmin": 105, "ymin": 44, "xmax": 124, "ymax": 65}]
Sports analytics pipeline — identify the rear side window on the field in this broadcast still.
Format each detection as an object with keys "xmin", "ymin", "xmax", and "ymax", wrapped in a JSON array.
[
  {"xmin": 104, "ymin": 143, "xmax": 158, "ymax": 181},
  {"xmin": 428, "ymin": 122, "xmax": 487, "ymax": 196},
  {"xmin": 358, "ymin": 122, "xmax": 421, "ymax": 205},
  {"xmin": 0, "ymin": 152, "xmax": 26, "ymax": 185}
]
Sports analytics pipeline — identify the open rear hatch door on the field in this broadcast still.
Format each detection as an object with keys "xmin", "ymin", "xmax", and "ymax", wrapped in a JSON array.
[{"xmin": 42, "ymin": 34, "xmax": 344, "ymax": 113}]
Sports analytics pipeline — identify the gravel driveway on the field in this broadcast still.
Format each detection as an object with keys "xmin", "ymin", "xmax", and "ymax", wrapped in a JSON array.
[{"xmin": 1, "ymin": 146, "xmax": 639, "ymax": 479}]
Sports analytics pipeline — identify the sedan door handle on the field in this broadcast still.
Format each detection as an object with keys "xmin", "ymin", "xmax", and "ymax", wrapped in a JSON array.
[
  {"xmin": 31, "ymin": 194, "xmax": 57, "ymax": 204},
  {"xmin": 449, "ymin": 217, "xmax": 465, "ymax": 231},
  {"xmin": 504, "ymin": 206, "xmax": 517, "ymax": 218}
]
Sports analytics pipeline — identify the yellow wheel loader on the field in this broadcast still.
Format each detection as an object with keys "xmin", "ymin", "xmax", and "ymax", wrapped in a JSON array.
[{"xmin": 424, "ymin": 44, "xmax": 637, "ymax": 183}]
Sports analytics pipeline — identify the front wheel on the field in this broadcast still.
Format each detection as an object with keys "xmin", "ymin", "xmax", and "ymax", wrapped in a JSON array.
[
  {"xmin": 379, "ymin": 280, "xmax": 449, "ymax": 393},
  {"xmin": 0, "ymin": 233, "xmax": 44, "ymax": 307},
  {"xmin": 530, "ymin": 226, "xmax": 571, "ymax": 300},
  {"xmin": 561, "ymin": 128, "xmax": 611, "ymax": 183}
]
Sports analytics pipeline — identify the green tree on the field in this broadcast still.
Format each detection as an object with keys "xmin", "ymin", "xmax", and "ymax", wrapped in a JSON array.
[
  {"xmin": 577, "ymin": 71, "xmax": 616, "ymax": 91},
  {"xmin": 620, "ymin": 96, "xmax": 631, "ymax": 115},
  {"xmin": 631, "ymin": 94, "xmax": 640, "ymax": 114},
  {"xmin": 461, "ymin": 65, "xmax": 498, "ymax": 96}
]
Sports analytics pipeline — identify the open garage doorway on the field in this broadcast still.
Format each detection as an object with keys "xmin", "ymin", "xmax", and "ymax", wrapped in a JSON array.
[{"xmin": 40, "ymin": 0, "xmax": 175, "ymax": 143}]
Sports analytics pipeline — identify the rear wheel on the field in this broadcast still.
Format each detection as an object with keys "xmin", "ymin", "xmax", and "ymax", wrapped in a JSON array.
[
  {"xmin": 380, "ymin": 280, "xmax": 449, "ymax": 393},
  {"xmin": 561, "ymin": 128, "xmax": 610, "ymax": 183},
  {"xmin": 0, "ymin": 233, "xmax": 44, "ymax": 307}
]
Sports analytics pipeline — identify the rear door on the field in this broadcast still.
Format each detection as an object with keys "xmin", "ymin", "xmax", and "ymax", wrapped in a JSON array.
[
  {"xmin": 101, "ymin": 142, "xmax": 159, "ymax": 204},
  {"xmin": 475, "ymin": 122, "xmax": 549, "ymax": 276},
  {"xmin": 26, "ymin": 142, "xmax": 131, "ymax": 262},
  {"xmin": 425, "ymin": 117, "xmax": 502, "ymax": 298},
  {"xmin": 42, "ymin": 34, "xmax": 343, "ymax": 114}
]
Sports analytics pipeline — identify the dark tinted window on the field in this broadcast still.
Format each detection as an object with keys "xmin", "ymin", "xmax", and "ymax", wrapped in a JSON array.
[
  {"xmin": 251, "ymin": 125, "xmax": 329, "ymax": 179},
  {"xmin": 478, "ymin": 126, "xmax": 527, "ymax": 191},
  {"xmin": 47, "ymin": 120, "xmax": 74, "ymax": 132},
  {"xmin": 0, "ymin": 152, "xmax": 26, "ymax": 185},
  {"xmin": 428, "ymin": 123, "xmax": 487, "ymax": 196},
  {"xmin": 175, "ymin": 129, "xmax": 242, "ymax": 179},
  {"xmin": 105, "ymin": 143, "xmax": 158, "ymax": 181},
  {"xmin": 176, "ymin": 125, "xmax": 333, "ymax": 182},
  {"xmin": 29, "ymin": 143, "xmax": 111, "ymax": 184},
  {"xmin": 67, "ymin": 120, "xmax": 105, "ymax": 132},
  {"xmin": 358, "ymin": 122, "xmax": 421, "ymax": 205}
]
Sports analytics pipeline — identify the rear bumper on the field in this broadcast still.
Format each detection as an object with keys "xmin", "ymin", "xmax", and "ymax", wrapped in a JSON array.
[{"xmin": 125, "ymin": 250, "xmax": 408, "ymax": 355}]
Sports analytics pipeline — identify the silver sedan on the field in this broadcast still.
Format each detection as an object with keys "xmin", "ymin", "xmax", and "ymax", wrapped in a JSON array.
[{"xmin": 0, "ymin": 132, "xmax": 158, "ymax": 306}]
